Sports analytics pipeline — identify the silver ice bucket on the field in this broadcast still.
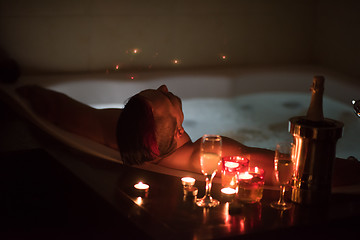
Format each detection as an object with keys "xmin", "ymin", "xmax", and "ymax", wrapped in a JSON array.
[{"xmin": 289, "ymin": 116, "xmax": 343, "ymax": 205}]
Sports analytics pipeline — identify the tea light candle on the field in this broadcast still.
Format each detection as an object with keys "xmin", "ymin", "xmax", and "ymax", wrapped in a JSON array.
[
  {"xmin": 181, "ymin": 177, "xmax": 196, "ymax": 187},
  {"xmin": 134, "ymin": 182, "xmax": 149, "ymax": 191},
  {"xmin": 221, "ymin": 187, "xmax": 237, "ymax": 195},
  {"xmin": 224, "ymin": 161, "xmax": 240, "ymax": 169},
  {"xmin": 238, "ymin": 172, "xmax": 254, "ymax": 180}
]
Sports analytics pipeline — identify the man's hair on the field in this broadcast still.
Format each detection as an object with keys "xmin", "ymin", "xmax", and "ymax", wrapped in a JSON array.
[{"xmin": 116, "ymin": 94, "xmax": 177, "ymax": 165}]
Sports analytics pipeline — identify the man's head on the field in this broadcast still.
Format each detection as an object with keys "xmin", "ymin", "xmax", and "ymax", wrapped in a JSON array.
[{"xmin": 117, "ymin": 85, "xmax": 184, "ymax": 165}]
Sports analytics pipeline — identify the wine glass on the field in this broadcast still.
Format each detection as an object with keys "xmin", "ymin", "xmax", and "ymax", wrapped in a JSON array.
[
  {"xmin": 196, "ymin": 135, "xmax": 222, "ymax": 208},
  {"xmin": 270, "ymin": 142, "xmax": 294, "ymax": 210}
]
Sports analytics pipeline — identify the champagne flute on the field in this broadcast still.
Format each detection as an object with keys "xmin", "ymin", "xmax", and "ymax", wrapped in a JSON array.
[
  {"xmin": 270, "ymin": 142, "xmax": 294, "ymax": 210},
  {"xmin": 196, "ymin": 135, "xmax": 222, "ymax": 208}
]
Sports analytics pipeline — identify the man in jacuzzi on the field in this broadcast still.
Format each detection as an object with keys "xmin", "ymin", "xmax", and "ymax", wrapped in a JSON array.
[{"xmin": 16, "ymin": 84, "xmax": 360, "ymax": 186}]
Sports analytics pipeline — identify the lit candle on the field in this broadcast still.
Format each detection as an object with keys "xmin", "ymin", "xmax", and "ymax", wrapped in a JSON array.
[
  {"xmin": 181, "ymin": 177, "xmax": 196, "ymax": 187},
  {"xmin": 238, "ymin": 172, "xmax": 254, "ymax": 180},
  {"xmin": 134, "ymin": 182, "xmax": 149, "ymax": 190},
  {"xmin": 224, "ymin": 161, "xmax": 240, "ymax": 169},
  {"xmin": 221, "ymin": 187, "xmax": 237, "ymax": 195},
  {"xmin": 237, "ymin": 167, "xmax": 265, "ymax": 203},
  {"xmin": 221, "ymin": 187, "xmax": 237, "ymax": 202}
]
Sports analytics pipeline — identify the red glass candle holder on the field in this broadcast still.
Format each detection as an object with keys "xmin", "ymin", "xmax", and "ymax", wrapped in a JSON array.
[{"xmin": 221, "ymin": 156, "xmax": 249, "ymax": 189}]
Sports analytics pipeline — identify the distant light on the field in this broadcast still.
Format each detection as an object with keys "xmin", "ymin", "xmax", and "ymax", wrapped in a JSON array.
[
  {"xmin": 128, "ymin": 73, "xmax": 137, "ymax": 80},
  {"xmin": 132, "ymin": 48, "xmax": 141, "ymax": 54},
  {"xmin": 173, "ymin": 59, "xmax": 180, "ymax": 64},
  {"xmin": 220, "ymin": 54, "xmax": 228, "ymax": 61},
  {"xmin": 115, "ymin": 65, "xmax": 119, "ymax": 70},
  {"xmin": 125, "ymin": 48, "xmax": 141, "ymax": 55}
]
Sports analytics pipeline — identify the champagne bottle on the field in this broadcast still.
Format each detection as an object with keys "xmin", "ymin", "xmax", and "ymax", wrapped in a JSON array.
[
  {"xmin": 289, "ymin": 75, "xmax": 343, "ymax": 206},
  {"xmin": 306, "ymin": 76, "xmax": 325, "ymax": 122}
]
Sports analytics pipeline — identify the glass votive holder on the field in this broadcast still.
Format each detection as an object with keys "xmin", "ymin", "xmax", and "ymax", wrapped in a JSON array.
[
  {"xmin": 221, "ymin": 156, "xmax": 249, "ymax": 190},
  {"xmin": 236, "ymin": 167, "xmax": 265, "ymax": 203}
]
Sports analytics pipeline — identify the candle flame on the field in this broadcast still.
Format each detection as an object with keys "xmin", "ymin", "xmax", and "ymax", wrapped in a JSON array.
[{"xmin": 172, "ymin": 59, "xmax": 180, "ymax": 64}]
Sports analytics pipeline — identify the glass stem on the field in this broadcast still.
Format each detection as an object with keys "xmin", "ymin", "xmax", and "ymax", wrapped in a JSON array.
[
  {"xmin": 204, "ymin": 174, "xmax": 213, "ymax": 199},
  {"xmin": 278, "ymin": 185, "xmax": 286, "ymax": 205}
]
